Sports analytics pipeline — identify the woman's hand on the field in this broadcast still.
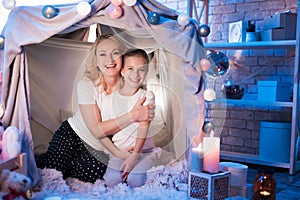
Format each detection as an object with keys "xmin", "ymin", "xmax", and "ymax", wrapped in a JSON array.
[
  {"xmin": 120, "ymin": 152, "xmax": 140, "ymax": 182},
  {"xmin": 116, "ymin": 149, "xmax": 131, "ymax": 160},
  {"xmin": 130, "ymin": 97, "xmax": 155, "ymax": 122}
]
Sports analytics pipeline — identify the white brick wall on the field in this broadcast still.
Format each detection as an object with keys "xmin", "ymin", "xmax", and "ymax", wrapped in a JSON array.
[{"xmin": 157, "ymin": 0, "xmax": 297, "ymax": 155}]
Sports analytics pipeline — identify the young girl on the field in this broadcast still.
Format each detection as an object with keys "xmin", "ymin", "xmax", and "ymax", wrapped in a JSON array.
[{"xmin": 102, "ymin": 49, "xmax": 161, "ymax": 187}]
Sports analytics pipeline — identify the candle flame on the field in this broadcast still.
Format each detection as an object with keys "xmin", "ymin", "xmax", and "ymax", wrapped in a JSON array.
[{"xmin": 259, "ymin": 190, "xmax": 271, "ymax": 197}]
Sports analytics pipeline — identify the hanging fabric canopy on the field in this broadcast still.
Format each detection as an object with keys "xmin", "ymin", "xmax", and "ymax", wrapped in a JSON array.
[{"xmin": 0, "ymin": 0, "xmax": 205, "ymax": 185}]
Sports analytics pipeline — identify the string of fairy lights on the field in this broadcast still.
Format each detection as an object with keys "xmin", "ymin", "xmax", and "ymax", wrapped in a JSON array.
[{"xmin": 0, "ymin": 0, "xmax": 211, "ymax": 48}]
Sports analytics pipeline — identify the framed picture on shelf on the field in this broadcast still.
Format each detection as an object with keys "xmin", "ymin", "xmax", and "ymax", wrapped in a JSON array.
[{"xmin": 228, "ymin": 21, "xmax": 247, "ymax": 43}]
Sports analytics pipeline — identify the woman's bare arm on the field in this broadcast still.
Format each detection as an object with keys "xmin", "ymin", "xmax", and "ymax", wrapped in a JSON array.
[{"xmin": 79, "ymin": 96, "xmax": 153, "ymax": 139}]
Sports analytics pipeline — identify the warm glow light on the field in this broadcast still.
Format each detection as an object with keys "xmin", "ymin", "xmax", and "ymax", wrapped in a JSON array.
[{"xmin": 259, "ymin": 190, "xmax": 271, "ymax": 197}]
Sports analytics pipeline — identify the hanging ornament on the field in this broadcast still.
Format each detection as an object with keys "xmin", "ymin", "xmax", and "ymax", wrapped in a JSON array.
[
  {"xmin": 147, "ymin": 11, "xmax": 160, "ymax": 25},
  {"xmin": 107, "ymin": 4, "xmax": 123, "ymax": 19},
  {"xmin": 200, "ymin": 58, "xmax": 211, "ymax": 72},
  {"xmin": 2, "ymin": 0, "xmax": 15, "ymax": 10},
  {"xmin": 177, "ymin": 13, "xmax": 190, "ymax": 26},
  {"xmin": 203, "ymin": 88, "xmax": 216, "ymax": 101},
  {"xmin": 76, "ymin": 1, "xmax": 91, "ymax": 16},
  {"xmin": 42, "ymin": 5, "xmax": 59, "ymax": 19},
  {"xmin": 202, "ymin": 121, "xmax": 215, "ymax": 134},
  {"xmin": 0, "ymin": 35, "xmax": 4, "ymax": 49},
  {"xmin": 111, "ymin": 0, "xmax": 123, "ymax": 6},
  {"xmin": 206, "ymin": 52, "xmax": 229, "ymax": 78},
  {"xmin": 199, "ymin": 24, "xmax": 210, "ymax": 37},
  {"xmin": 124, "ymin": 0, "xmax": 136, "ymax": 6}
]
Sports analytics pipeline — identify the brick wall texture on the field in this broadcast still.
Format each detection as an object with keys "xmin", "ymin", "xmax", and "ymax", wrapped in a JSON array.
[{"xmin": 157, "ymin": 0, "xmax": 298, "ymax": 156}]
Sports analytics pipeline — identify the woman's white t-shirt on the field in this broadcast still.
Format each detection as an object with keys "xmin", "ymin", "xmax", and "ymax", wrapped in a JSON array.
[{"xmin": 68, "ymin": 79, "xmax": 107, "ymax": 152}]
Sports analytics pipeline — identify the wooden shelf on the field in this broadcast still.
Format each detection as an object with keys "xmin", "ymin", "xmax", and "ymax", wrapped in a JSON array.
[
  {"xmin": 203, "ymin": 40, "xmax": 296, "ymax": 50},
  {"xmin": 211, "ymin": 98, "xmax": 293, "ymax": 107}
]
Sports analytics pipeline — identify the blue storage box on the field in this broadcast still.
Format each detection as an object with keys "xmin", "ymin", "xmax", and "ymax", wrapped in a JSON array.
[
  {"xmin": 259, "ymin": 121, "xmax": 291, "ymax": 163},
  {"xmin": 257, "ymin": 81, "xmax": 291, "ymax": 102}
]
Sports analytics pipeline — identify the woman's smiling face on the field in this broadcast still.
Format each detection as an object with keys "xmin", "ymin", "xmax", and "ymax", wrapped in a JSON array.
[{"xmin": 96, "ymin": 38, "xmax": 122, "ymax": 78}]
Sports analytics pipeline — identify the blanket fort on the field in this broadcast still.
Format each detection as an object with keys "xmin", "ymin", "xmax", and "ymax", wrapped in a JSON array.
[{"xmin": 0, "ymin": 0, "xmax": 206, "ymax": 185}]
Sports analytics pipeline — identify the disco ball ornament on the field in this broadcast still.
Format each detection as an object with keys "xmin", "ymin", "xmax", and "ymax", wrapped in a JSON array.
[
  {"xmin": 200, "ymin": 58, "xmax": 211, "ymax": 72},
  {"xmin": 203, "ymin": 88, "xmax": 216, "ymax": 101},
  {"xmin": 107, "ymin": 4, "xmax": 123, "ymax": 19},
  {"xmin": 147, "ymin": 12, "xmax": 160, "ymax": 25},
  {"xmin": 206, "ymin": 52, "xmax": 229, "ymax": 78},
  {"xmin": 0, "ymin": 35, "xmax": 4, "ymax": 49},
  {"xmin": 202, "ymin": 121, "xmax": 215, "ymax": 134},
  {"xmin": 42, "ymin": 5, "xmax": 58, "ymax": 19},
  {"xmin": 199, "ymin": 24, "xmax": 210, "ymax": 37},
  {"xmin": 124, "ymin": 0, "xmax": 136, "ymax": 6},
  {"xmin": 2, "ymin": 0, "xmax": 16, "ymax": 10},
  {"xmin": 177, "ymin": 13, "xmax": 190, "ymax": 26},
  {"xmin": 111, "ymin": 0, "xmax": 123, "ymax": 6},
  {"xmin": 76, "ymin": 1, "xmax": 91, "ymax": 16}
]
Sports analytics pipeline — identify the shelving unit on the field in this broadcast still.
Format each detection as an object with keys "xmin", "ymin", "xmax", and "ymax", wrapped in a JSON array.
[{"xmin": 203, "ymin": 24, "xmax": 300, "ymax": 174}]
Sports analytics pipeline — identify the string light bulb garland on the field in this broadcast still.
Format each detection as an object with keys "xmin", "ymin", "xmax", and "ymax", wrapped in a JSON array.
[
  {"xmin": 107, "ymin": 4, "xmax": 123, "ymax": 19},
  {"xmin": 199, "ymin": 24, "xmax": 210, "ymax": 37},
  {"xmin": 42, "ymin": 5, "xmax": 59, "ymax": 19},
  {"xmin": 177, "ymin": 13, "xmax": 190, "ymax": 26},
  {"xmin": 147, "ymin": 11, "xmax": 160, "ymax": 25},
  {"xmin": 76, "ymin": 1, "xmax": 91, "ymax": 16},
  {"xmin": 199, "ymin": 58, "xmax": 211, "ymax": 72},
  {"xmin": 203, "ymin": 88, "xmax": 216, "ymax": 101},
  {"xmin": 2, "ymin": 0, "xmax": 15, "ymax": 9},
  {"xmin": 0, "ymin": 35, "xmax": 4, "ymax": 49},
  {"xmin": 123, "ymin": 0, "xmax": 136, "ymax": 6}
]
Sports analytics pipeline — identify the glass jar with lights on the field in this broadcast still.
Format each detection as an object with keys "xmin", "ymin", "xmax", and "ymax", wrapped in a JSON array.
[{"xmin": 253, "ymin": 168, "xmax": 276, "ymax": 200}]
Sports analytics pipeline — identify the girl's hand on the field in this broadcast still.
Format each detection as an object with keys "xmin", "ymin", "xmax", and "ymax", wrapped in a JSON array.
[
  {"xmin": 120, "ymin": 152, "xmax": 140, "ymax": 182},
  {"xmin": 130, "ymin": 97, "xmax": 155, "ymax": 122}
]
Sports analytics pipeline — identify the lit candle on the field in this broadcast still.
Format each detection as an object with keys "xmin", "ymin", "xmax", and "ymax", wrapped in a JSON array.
[
  {"xmin": 203, "ymin": 132, "xmax": 220, "ymax": 173},
  {"xmin": 259, "ymin": 190, "xmax": 271, "ymax": 197},
  {"xmin": 191, "ymin": 143, "xmax": 204, "ymax": 172}
]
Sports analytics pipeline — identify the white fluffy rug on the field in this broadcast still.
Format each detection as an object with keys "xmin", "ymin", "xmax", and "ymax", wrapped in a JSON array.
[{"xmin": 31, "ymin": 160, "xmax": 189, "ymax": 200}]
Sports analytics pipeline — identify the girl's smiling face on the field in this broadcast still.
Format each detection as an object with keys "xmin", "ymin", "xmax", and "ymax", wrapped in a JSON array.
[
  {"xmin": 96, "ymin": 38, "xmax": 122, "ymax": 78},
  {"xmin": 121, "ymin": 55, "xmax": 148, "ymax": 90}
]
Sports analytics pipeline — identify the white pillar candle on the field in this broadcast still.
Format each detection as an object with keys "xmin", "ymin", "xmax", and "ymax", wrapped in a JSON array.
[
  {"xmin": 191, "ymin": 143, "xmax": 204, "ymax": 172},
  {"xmin": 203, "ymin": 136, "xmax": 220, "ymax": 173}
]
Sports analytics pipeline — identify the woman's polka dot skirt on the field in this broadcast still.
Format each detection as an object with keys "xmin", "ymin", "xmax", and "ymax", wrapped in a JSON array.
[{"xmin": 35, "ymin": 121, "xmax": 108, "ymax": 183}]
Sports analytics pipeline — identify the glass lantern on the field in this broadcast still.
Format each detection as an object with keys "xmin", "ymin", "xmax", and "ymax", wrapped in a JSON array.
[{"xmin": 253, "ymin": 168, "xmax": 276, "ymax": 200}]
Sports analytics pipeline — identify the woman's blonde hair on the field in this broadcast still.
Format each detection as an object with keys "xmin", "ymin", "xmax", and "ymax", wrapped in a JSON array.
[{"xmin": 82, "ymin": 34, "xmax": 127, "ymax": 89}]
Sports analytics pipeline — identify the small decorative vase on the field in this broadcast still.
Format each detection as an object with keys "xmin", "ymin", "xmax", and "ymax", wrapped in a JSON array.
[{"xmin": 246, "ymin": 32, "xmax": 260, "ymax": 42}]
